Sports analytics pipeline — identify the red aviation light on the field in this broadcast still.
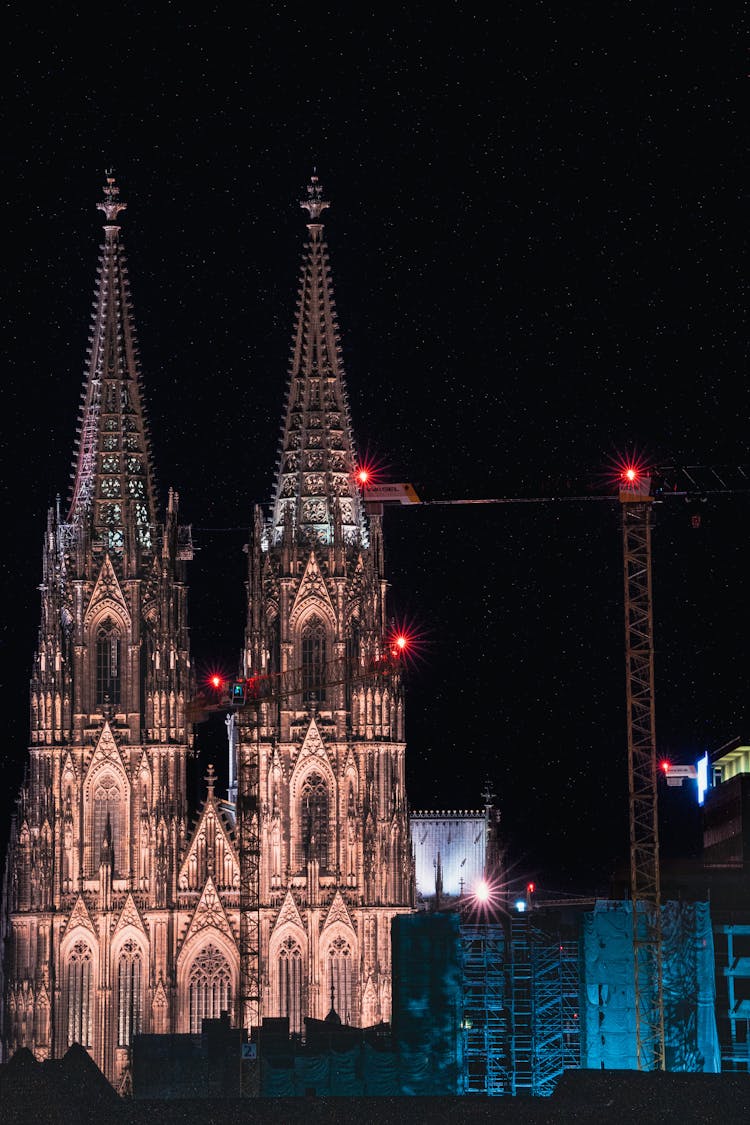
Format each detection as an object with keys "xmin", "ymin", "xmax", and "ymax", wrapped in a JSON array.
[
  {"xmin": 356, "ymin": 468, "xmax": 371, "ymax": 486},
  {"xmin": 661, "ymin": 760, "xmax": 671, "ymax": 774},
  {"xmin": 210, "ymin": 675, "xmax": 223, "ymax": 690}
]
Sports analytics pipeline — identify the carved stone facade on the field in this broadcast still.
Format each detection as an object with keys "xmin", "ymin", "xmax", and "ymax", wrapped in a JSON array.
[
  {"xmin": 238, "ymin": 174, "xmax": 414, "ymax": 1032},
  {"xmin": 0, "ymin": 173, "xmax": 414, "ymax": 1089}
]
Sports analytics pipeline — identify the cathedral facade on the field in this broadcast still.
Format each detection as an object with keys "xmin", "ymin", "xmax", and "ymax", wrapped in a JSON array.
[{"xmin": 0, "ymin": 173, "xmax": 415, "ymax": 1087}]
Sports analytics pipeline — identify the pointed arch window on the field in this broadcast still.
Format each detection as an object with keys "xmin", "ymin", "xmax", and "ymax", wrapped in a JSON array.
[
  {"xmin": 277, "ymin": 936, "xmax": 303, "ymax": 1034},
  {"xmin": 301, "ymin": 616, "xmax": 327, "ymax": 703},
  {"xmin": 96, "ymin": 617, "xmax": 121, "ymax": 706},
  {"xmin": 326, "ymin": 937, "xmax": 354, "ymax": 1025},
  {"xmin": 188, "ymin": 944, "xmax": 233, "ymax": 1034},
  {"xmin": 66, "ymin": 940, "xmax": 93, "ymax": 1047},
  {"xmin": 117, "ymin": 940, "xmax": 143, "ymax": 1046},
  {"xmin": 89, "ymin": 773, "xmax": 123, "ymax": 876},
  {"xmin": 299, "ymin": 771, "xmax": 329, "ymax": 870}
]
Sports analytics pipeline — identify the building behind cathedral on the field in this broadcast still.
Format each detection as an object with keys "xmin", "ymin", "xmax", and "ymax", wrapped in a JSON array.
[{"xmin": 0, "ymin": 172, "xmax": 415, "ymax": 1089}]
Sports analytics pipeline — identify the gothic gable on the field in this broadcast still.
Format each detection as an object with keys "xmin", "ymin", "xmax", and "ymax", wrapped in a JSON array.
[
  {"xmin": 271, "ymin": 889, "xmax": 306, "ymax": 937},
  {"xmin": 64, "ymin": 893, "xmax": 97, "ymax": 938},
  {"xmin": 289, "ymin": 551, "xmax": 336, "ymax": 626},
  {"xmin": 179, "ymin": 795, "xmax": 239, "ymax": 892},
  {"xmin": 179, "ymin": 876, "xmax": 236, "ymax": 954},
  {"xmin": 83, "ymin": 555, "xmax": 132, "ymax": 629},
  {"xmin": 290, "ymin": 717, "xmax": 334, "ymax": 782},
  {"xmin": 113, "ymin": 892, "xmax": 148, "ymax": 939},
  {"xmin": 84, "ymin": 722, "xmax": 129, "ymax": 789},
  {"xmin": 321, "ymin": 889, "xmax": 355, "ymax": 934}
]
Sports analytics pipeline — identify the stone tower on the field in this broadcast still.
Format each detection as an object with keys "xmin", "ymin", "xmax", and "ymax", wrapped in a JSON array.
[
  {"xmin": 0, "ymin": 176, "xmax": 243, "ymax": 1088},
  {"xmin": 235, "ymin": 174, "xmax": 415, "ymax": 1032}
]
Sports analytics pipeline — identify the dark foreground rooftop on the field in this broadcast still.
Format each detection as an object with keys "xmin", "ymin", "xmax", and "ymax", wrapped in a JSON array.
[{"xmin": 2, "ymin": 1049, "xmax": 750, "ymax": 1124}]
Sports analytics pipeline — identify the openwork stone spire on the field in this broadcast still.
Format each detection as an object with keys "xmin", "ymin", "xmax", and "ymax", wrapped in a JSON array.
[
  {"xmin": 67, "ymin": 172, "xmax": 158, "ymax": 552},
  {"xmin": 271, "ymin": 174, "xmax": 366, "ymax": 545}
]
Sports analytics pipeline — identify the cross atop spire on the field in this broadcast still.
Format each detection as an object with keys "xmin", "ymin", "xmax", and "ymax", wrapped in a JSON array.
[
  {"xmin": 270, "ymin": 175, "xmax": 367, "ymax": 547},
  {"xmin": 97, "ymin": 170, "xmax": 127, "ymax": 226},
  {"xmin": 300, "ymin": 172, "xmax": 330, "ymax": 222}
]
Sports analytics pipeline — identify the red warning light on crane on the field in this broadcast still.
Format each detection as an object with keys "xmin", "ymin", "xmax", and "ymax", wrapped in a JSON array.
[
  {"xmin": 661, "ymin": 760, "xmax": 671, "ymax": 774},
  {"xmin": 357, "ymin": 468, "xmax": 370, "ymax": 486},
  {"xmin": 209, "ymin": 674, "xmax": 224, "ymax": 691}
]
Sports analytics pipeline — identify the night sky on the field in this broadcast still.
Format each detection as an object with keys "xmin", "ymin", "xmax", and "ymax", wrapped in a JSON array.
[{"xmin": 1, "ymin": 7, "xmax": 745, "ymax": 894}]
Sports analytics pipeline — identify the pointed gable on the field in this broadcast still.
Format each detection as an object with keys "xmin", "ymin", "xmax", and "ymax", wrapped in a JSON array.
[
  {"xmin": 113, "ymin": 892, "xmax": 148, "ymax": 939},
  {"xmin": 179, "ymin": 791, "xmax": 239, "ymax": 893},
  {"xmin": 64, "ymin": 893, "xmax": 97, "ymax": 938},
  {"xmin": 83, "ymin": 555, "xmax": 132, "ymax": 628},
  {"xmin": 84, "ymin": 722, "xmax": 129, "ymax": 786},
  {"xmin": 271, "ymin": 890, "xmax": 306, "ymax": 938},
  {"xmin": 179, "ymin": 876, "xmax": 236, "ymax": 951},
  {"xmin": 289, "ymin": 551, "xmax": 336, "ymax": 626},
  {"xmin": 322, "ymin": 890, "xmax": 355, "ymax": 933}
]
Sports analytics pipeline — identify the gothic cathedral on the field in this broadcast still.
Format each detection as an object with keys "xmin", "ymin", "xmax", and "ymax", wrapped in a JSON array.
[{"xmin": 0, "ymin": 173, "xmax": 415, "ymax": 1088}]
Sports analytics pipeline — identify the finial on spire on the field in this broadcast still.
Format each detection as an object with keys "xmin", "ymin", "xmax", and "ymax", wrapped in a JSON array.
[
  {"xmin": 205, "ymin": 763, "xmax": 216, "ymax": 797},
  {"xmin": 300, "ymin": 172, "xmax": 330, "ymax": 221},
  {"xmin": 97, "ymin": 169, "xmax": 127, "ymax": 224}
]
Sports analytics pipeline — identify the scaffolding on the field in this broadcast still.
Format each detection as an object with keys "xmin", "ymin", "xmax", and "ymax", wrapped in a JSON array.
[
  {"xmin": 510, "ymin": 914, "xmax": 534, "ymax": 1094},
  {"xmin": 460, "ymin": 923, "xmax": 511, "ymax": 1096},
  {"xmin": 531, "ymin": 931, "xmax": 580, "ymax": 1095}
]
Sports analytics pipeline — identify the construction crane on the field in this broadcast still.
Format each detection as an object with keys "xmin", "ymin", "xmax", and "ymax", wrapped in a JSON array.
[
  {"xmin": 188, "ymin": 463, "xmax": 750, "ymax": 1080},
  {"xmin": 369, "ymin": 463, "xmax": 750, "ymax": 1072}
]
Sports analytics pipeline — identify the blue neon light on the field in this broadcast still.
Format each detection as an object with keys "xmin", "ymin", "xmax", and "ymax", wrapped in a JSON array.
[{"xmin": 697, "ymin": 752, "xmax": 709, "ymax": 806}]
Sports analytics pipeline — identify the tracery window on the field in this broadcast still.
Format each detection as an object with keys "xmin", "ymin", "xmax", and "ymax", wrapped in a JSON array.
[
  {"xmin": 327, "ymin": 937, "xmax": 354, "ymax": 1025},
  {"xmin": 301, "ymin": 616, "xmax": 327, "ymax": 703},
  {"xmin": 188, "ymin": 944, "xmax": 232, "ymax": 1034},
  {"xmin": 277, "ymin": 936, "xmax": 303, "ymax": 1034},
  {"xmin": 66, "ymin": 941, "xmax": 93, "ymax": 1047},
  {"xmin": 89, "ymin": 773, "xmax": 123, "ymax": 876},
  {"xmin": 299, "ymin": 771, "xmax": 329, "ymax": 869},
  {"xmin": 96, "ymin": 617, "xmax": 121, "ymax": 706},
  {"xmin": 117, "ymin": 940, "xmax": 142, "ymax": 1046}
]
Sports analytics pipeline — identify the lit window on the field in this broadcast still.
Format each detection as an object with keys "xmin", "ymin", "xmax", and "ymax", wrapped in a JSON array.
[
  {"xmin": 278, "ymin": 937, "xmax": 303, "ymax": 1033},
  {"xmin": 188, "ymin": 945, "xmax": 232, "ymax": 1034},
  {"xmin": 299, "ymin": 772, "xmax": 329, "ymax": 869},
  {"xmin": 96, "ymin": 618, "xmax": 121, "ymax": 706},
  {"xmin": 67, "ymin": 941, "xmax": 93, "ymax": 1047},
  {"xmin": 117, "ymin": 940, "xmax": 142, "ymax": 1046},
  {"xmin": 301, "ymin": 617, "xmax": 327, "ymax": 703}
]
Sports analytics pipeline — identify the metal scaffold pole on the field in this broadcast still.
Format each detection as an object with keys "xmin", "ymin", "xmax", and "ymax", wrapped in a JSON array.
[
  {"xmin": 620, "ymin": 476, "xmax": 665, "ymax": 1071},
  {"xmin": 237, "ymin": 705, "xmax": 261, "ymax": 1096}
]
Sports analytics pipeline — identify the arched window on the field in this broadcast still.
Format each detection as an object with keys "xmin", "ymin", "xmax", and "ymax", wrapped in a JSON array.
[
  {"xmin": 117, "ymin": 940, "xmax": 142, "ymax": 1047},
  {"xmin": 96, "ymin": 617, "xmax": 121, "ymax": 706},
  {"xmin": 301, "ymin": 616, "xmax": 327, "ymax": 703},
  {"xmin": 277, "ymin": 936, "xmax": 303, "ymax": 1034},
  {"xmin": 67, "ymin": 941, "xmax": 93, "ymax": 1047},
  {"xmin": 299, "ymin": 772, "xmax": 329, "ymax": 870},
  {"xmin": 188, "ymin": 944, "xmax": 232, "ymax": 1034},
  {"xmin": 89, "ymin": 773, "xmax": 123, "ymax": 877},
  {"xmin": 327, "ymin": 936, "xmax": 354, "ymax": 1025}
]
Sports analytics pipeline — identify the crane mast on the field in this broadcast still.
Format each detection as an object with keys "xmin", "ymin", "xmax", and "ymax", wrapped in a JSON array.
[{"xmin": 620, "ymin": 477, "xmax": 665, "ymax": 1071}]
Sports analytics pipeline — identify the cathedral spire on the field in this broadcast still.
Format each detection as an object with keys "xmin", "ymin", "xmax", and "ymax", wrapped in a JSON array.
[
  {"xmin": 67, "ymin": 171, "xmax": 158, "ymax": 554},
  {"xmin": 271, "ymin": 173, "xmax": 366, "ymax": 546}
]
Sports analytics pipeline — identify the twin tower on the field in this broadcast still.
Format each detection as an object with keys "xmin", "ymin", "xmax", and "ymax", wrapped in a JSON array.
[{"xmin": 1, "ymin": 173, "xmax": 415, "ymax": 1087}]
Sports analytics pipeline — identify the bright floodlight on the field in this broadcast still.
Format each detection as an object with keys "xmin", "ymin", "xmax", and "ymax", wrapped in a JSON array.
[
  {"xmin": 625, "ymin": 468, "xmax": 637, "ymax": 481},
  {"xmin": 475, "ymin": 879, "xmax": 491, "ymax": 903},
  {"xmin": 514, "ymin": 899, "xmax": 527, "ymax": 912}
]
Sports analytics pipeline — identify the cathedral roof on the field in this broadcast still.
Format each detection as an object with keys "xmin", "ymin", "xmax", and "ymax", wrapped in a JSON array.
[
  {"xmin": 67, "ymin": 172, "xmax": 158, "ymax": 553},
  {"xmin": 270, "ymin": 174, "xmax": 367, "ymax": 547}
]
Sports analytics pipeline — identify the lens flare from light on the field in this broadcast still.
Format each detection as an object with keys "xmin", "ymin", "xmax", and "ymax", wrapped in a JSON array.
[{"xmin": 475, "ymin": 879, "xmax": 491, "ymax": 903}]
